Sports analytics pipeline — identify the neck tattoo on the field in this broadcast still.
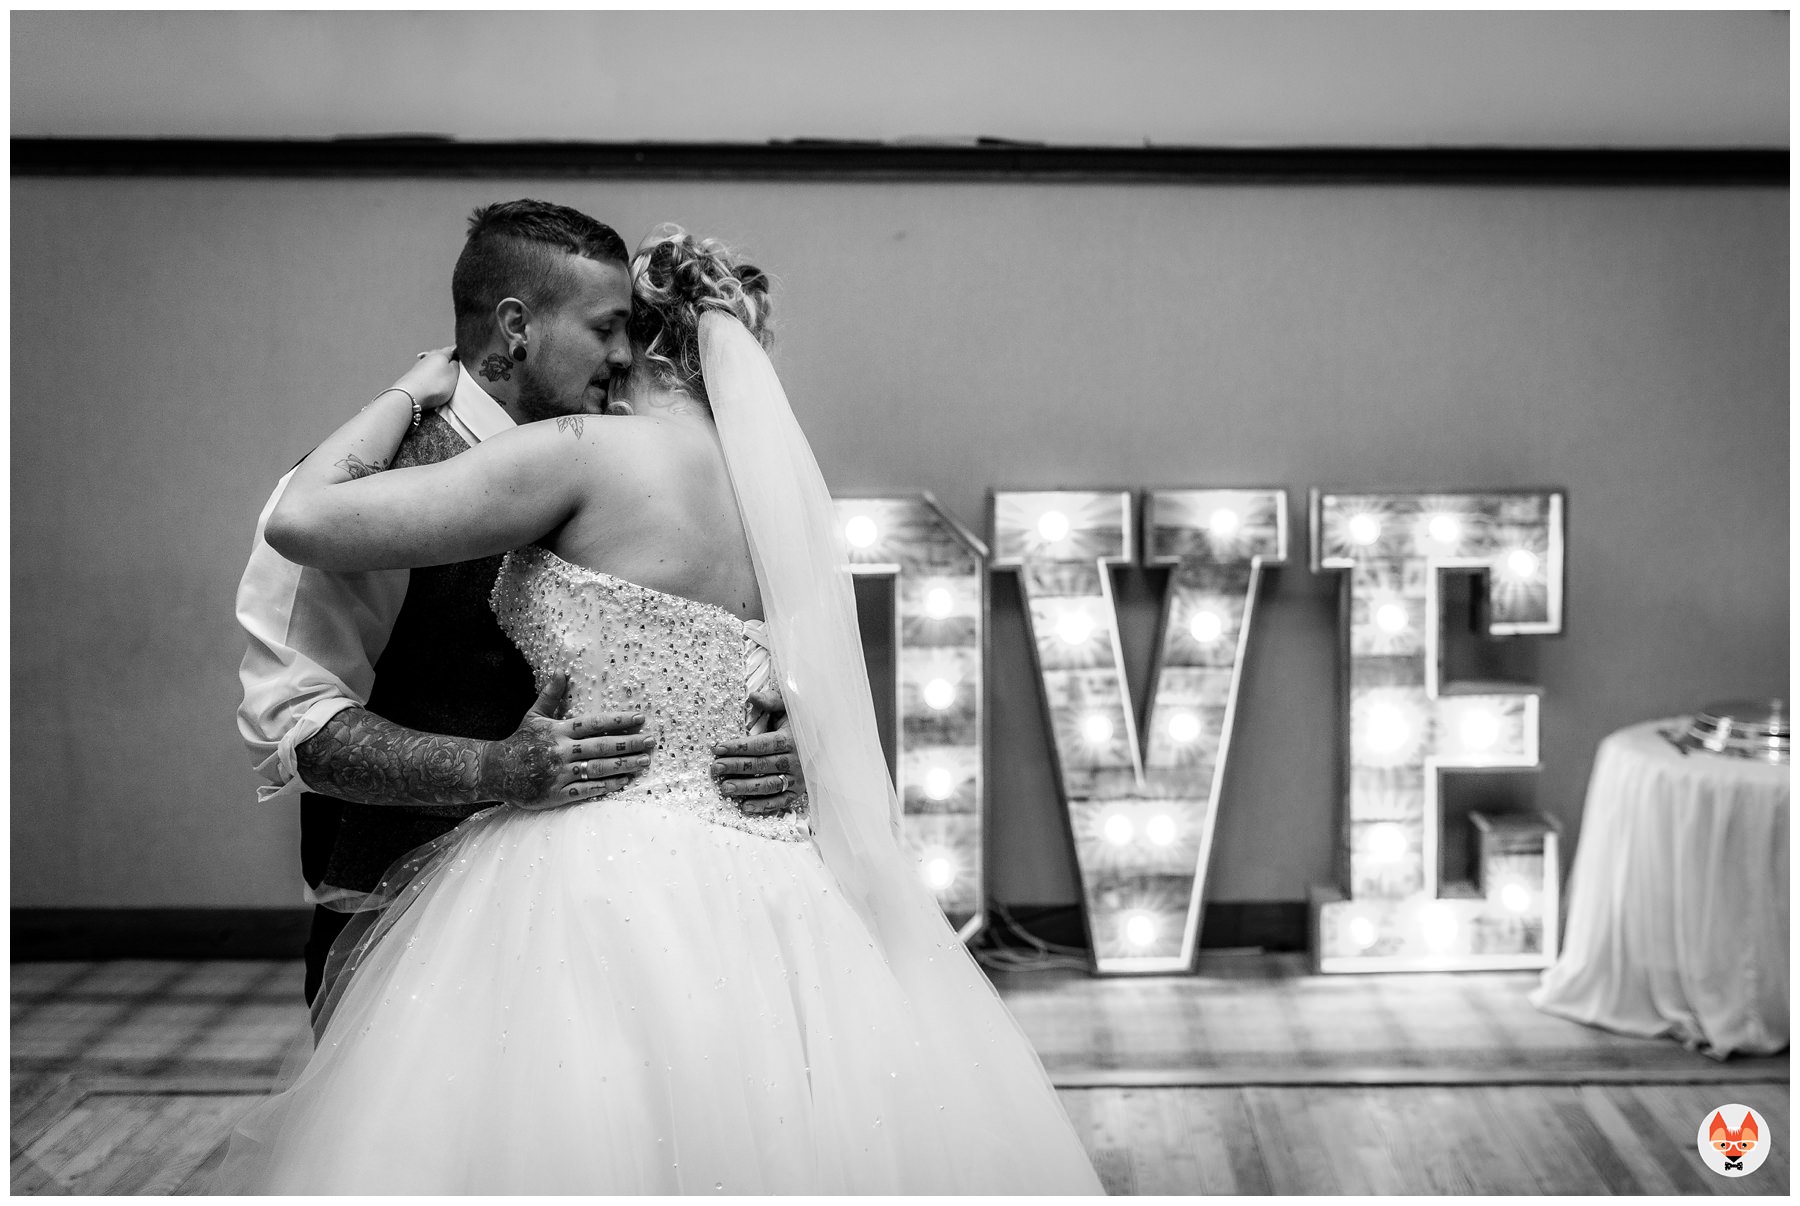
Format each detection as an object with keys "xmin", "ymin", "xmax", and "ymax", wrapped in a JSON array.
[{"xmin": 478, "ymin": 353, "xmax": 513, "ymax": 383}]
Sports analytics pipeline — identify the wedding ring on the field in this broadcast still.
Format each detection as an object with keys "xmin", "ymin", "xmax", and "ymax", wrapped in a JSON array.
[
  {"xmin": 778, "ymin": 773, "xmax": 791, "ymax": 795},
  {"xmin": 578, "ymin": 760, "xmax": 590, "ymax": 781}
]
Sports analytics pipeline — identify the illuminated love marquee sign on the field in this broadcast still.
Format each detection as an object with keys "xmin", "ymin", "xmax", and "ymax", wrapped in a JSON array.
[{"xmin": 833, "ymin": 487, "xmax": 1566, "ymax": 977}]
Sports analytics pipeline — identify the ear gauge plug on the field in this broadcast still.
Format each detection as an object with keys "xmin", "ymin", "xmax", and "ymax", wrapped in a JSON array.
[{"xmin": 511, "ymin": 345, "xmax": 527, "ymax": 362}]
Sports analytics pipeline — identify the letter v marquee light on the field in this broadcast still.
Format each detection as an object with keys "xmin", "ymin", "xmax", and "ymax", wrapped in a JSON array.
[
  {"xmin": 1311, "ymin": 489, "xmax": 1566, "ymax": 973},
  {"xmin": 834, "ymin": 494, "xmax": 988, "ymax": 940},
  {"xmin": 994, "ymin": 489, "xmax": 1287, "ymax": 974}
]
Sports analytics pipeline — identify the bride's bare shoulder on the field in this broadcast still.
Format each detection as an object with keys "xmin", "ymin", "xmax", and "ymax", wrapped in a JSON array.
[
  {"xmin": 561, "ymin": 410, "xmax": 707, "ymax": 447},
  {"xmin": 542, "ymin": 411, "xmax": 715, "ymax": 482}
]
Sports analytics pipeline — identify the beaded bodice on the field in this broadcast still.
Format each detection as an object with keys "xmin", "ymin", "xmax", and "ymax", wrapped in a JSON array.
[{"xmin": 491, "ymin": 545, "xmax": 808, "ymax": 842}]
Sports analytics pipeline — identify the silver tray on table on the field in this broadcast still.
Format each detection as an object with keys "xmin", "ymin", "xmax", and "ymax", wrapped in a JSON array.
[{"xmin": 1663, "ymin": 698, "xmax": 1789, "ymax": 765}]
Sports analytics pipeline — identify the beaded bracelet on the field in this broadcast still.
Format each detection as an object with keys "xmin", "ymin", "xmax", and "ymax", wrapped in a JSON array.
[{"xmin": 375, "ymin": 386, "xmax": 422, "ymax": 428}]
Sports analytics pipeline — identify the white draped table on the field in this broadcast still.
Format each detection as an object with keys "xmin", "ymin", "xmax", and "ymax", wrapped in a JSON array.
[{"xmin": 1531, "ymin": 718, "xmax": 1788, "ymax": 1057}]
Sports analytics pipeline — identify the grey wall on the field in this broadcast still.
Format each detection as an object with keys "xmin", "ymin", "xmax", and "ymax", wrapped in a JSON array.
[
  {"xmin": 11, "ymin": 177, "xmax": 1787, "ymax": 908},
  {"xmin": 11, "ymin": 11, "xmax": 1787, "ymax": 146}
]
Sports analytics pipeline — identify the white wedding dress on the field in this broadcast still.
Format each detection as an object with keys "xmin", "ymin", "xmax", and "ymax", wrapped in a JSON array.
[{"xmin": 220, "ymin": 546, "xmax": 1102, "ymax": 1194}]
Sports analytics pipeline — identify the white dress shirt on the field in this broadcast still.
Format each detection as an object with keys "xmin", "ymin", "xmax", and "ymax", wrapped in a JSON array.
[{"xmin": 235, "ymin": 367, "xmax": 516, "ymax": 806}]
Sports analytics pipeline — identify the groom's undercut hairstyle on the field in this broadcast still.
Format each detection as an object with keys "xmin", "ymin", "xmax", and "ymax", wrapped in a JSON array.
[{"xmin": 452, "ymin": 200, "xmax": 630, "ymax": 354}]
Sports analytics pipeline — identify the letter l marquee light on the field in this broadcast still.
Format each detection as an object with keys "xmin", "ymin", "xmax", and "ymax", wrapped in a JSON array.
[{"xmin": 993, "ymin": 489, "xmax": 1287, "ymax": 974}]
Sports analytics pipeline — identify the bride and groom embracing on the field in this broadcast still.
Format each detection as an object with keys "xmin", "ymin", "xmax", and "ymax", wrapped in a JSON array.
[{"xmin": 223, "ymin": 200, "xmax": 1102, "ymax": 1193}]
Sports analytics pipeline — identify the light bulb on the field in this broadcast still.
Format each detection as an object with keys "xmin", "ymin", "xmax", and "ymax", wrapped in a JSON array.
[
  {"xmin": 923, "ymin": 858, "xmax": 955, "ymax": 890},
  {"xmin": 1102, "ymin": 813, "xmax": 1134, "ymax": 845},
  {"xmin": 844, "ymin": 515, "xmax": 879, "ymax": 549},
  {"xmin": 1368, "ymin": 822, "xmax": 1408, "ymax": 863},
  {"xmin": 1146, "ymin": 814, "xmax": 1177, "ymax": 846},
  {"xmin": 1364, "ymin": 703, "xmax": 1411, "ymax": 754},
  {"xmin": 1505, "ymin": 548, "xmax": 1540, "ymax": 579},
  {"xmin": 1499, "ymin": 882, "xmax": 1532, "ymax": 914},
  {"xmin": 1347, "ymin": 513, "xmax": 1383, "ymax": 546},
  {"xmin": 1207, "ymin": 508, "xmax": 1240, "ymax": 539},
  {"xmin": 1459, "ymin": 708, "xmax": 1502, "ymax": 752},
  {"xmin": 1036, "ymin": 511, "xmax": 1070, "ymax": 543},
  {"xmin": 1167, "ymin": 711, "xmax": 1201, "ymax": 744},
  {"xmin": 1189, "ymin": 609, "xmax": 1224, "ymax": 644},
  {"xmin": 1374, "ymin": 602, "xmax": 1410, "ymax": 635},
  {"xmin": 923, "ymin": 586, "xmax": 955, "ymax": 619},
  {"xmin": 1055, "ymin": 610, "xmax": 1094, "ymax": 646},
  {"xmin": 1123, "ymin": 912, "xmax": 1158, "ymax": 949},
  {"xmin": 923, "ymin": 767, "xmax": 955, "ymax": 801},
  {"xmin": 1347, "ymin": 916, "xmax": 1379, "ymax": 952},
  {"xmin": 1081, "ymin": 713, "xmax": 1114, "ymax": 744},
  {"xmin": 1427, "ymin": 514, "xmax": 1462, "ymax": 546},
  {"xmin": 922, "ymin": 678, "xmax": 957, "ymax": 711}
]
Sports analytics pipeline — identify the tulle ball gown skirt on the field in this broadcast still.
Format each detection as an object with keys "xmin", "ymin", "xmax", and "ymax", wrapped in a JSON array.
[{"xmin": 218, "ymin": 793, "xmax": 1102, "ymax": 1194}]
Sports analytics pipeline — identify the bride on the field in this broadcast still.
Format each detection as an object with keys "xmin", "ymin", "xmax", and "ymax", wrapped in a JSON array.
[{"xmin": 222, "ymin": 228, "xmax": 1103, "ymax": 1194}]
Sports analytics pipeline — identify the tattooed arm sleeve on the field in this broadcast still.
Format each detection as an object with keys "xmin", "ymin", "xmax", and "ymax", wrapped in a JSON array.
[{"xmin": 293, "ymin": 706, "xmax": 555, "ymax": 807}]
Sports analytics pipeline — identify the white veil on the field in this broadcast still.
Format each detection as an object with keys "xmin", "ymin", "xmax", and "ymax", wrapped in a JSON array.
[
  {"xmin": 702, "ymin": 310, "xmax": 929, "ymax": 945},
  {"xmin": 700, "ymin": 313, "xmax": 1097, "ymax": 1186},
  {"xmin": 699, "ymin": 312, "xmax": 900, "ymax": 864}
]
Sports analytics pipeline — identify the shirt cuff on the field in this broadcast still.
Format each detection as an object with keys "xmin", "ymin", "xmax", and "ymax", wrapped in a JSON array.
[{"xmin": 276, "ymin": 696, "xmax": 365, "ymax": 792}]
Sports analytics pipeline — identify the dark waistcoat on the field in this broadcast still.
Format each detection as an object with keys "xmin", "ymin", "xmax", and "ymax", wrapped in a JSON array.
[{"xmin": 304, "ymin": 412, "xmax": 539, "ymax": 894}]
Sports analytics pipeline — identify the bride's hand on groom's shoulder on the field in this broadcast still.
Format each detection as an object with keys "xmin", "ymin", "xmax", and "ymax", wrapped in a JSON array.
[
  {"xmin": 389, "ymin": 346, "xmax": 460, "ymax": 414},
  {"xmin": 483, "ymin": 674, "xmax": 658, "ymax": 811}
]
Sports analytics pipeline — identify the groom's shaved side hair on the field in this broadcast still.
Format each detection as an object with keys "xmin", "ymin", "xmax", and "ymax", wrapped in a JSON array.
[{"xmin": 453, "ymin": 200, "xmax": 630, "ymax": 354}]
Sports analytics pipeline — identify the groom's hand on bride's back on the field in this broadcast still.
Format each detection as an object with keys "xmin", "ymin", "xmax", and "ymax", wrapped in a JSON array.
[{"xmin": 494, "ymin": 674, "xmax": 657, "ymax": 811}]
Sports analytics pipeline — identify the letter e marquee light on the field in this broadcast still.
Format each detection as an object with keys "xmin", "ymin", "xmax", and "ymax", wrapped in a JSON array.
[
  {"xmin": 994, "ymin": 489, "xmax": 1287, "ymax": 974},
  {"xmin": 1311, "ymin": 490, "xmax": 1567, "ymax": 973},
  {"xmin": 835, "ymin": 495, "xmax": 988, "ymax": 940}
]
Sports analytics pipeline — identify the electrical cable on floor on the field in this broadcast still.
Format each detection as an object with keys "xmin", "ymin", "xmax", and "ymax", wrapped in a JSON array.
[{"xmin": 972, "ymin": 901, "xmax": 1089, "ymax": 972}]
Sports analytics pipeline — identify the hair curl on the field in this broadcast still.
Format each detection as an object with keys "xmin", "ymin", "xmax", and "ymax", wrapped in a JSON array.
[{"xmin": 628, "ymin": 225, "xmax": 773, "ymax": 403}]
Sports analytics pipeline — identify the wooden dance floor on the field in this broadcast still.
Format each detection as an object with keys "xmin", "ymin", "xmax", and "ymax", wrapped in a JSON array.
[{"xmin": 12, "ymin": 955, "xmax": 1788, "ymax": 1194}]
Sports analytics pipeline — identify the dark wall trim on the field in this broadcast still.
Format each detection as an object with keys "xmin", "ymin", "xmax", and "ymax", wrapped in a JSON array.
[
  {"xmin": 11, "ymin": 138, "xmax": 1787, "ymax": 185},
  {"xmin": 1003, "ymin": 901, "xmax": 1308, "ymax": 955},
  {"xmin": 13, "ymin": 908, "xmax": 313, "ymax": 961},
  {"xmin": 12, "ymin": 902, "xmax": 1310, "ymax": 960}
]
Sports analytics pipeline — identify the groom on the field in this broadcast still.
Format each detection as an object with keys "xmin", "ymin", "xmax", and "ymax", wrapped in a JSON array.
[{"xmin": 239, "ymin": 199, "xmax": 805, "ymax": 1005}]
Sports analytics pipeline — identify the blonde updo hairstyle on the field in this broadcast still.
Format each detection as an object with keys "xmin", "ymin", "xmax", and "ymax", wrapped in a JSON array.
[{"xmin": 628, "ymin": 225, "xmax": 773, "ymax": 405}]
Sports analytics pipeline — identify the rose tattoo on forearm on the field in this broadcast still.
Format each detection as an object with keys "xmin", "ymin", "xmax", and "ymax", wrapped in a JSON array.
[{"xmin": 296, "ymin": 707, "xmax": 559, "ymax": 807}]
